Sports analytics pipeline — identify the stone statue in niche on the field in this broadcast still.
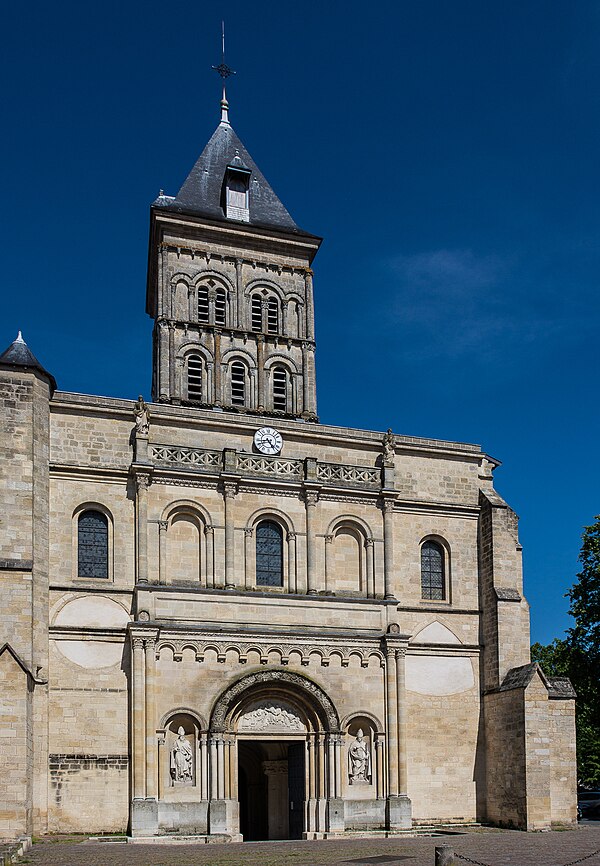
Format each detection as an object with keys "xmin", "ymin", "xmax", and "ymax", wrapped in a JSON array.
[
  {"xmin": 382, "ymin": 428, "xmax": 395, "ymax": 466},
  {"xmin": 348, "ymin": 729, "xmax": 371, "ymax": 784},
  {"xmin": 134, "ymin": 395, "xmax": 150, "ymax": 435},
  {"xmin": 170, "ymin": 726, "xmax": 193, "ymax": 783}
]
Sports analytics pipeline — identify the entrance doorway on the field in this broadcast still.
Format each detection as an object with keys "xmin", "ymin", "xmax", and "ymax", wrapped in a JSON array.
[{"xmin": 238, "ymin": 740, "xmax": 305, "ymax": 840}]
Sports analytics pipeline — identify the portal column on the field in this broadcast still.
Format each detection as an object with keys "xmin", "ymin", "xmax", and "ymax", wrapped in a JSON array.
[
  {"xmin": 326, "ymin": 733, "xmax": 344, "ymax": 832},
  {"xmin": 145, "ymin": 634, "xmax": 158, "ymax": 800},
  {"xmin": 385, "ymin": 641, "xmax": 412, "ymax": 829}
]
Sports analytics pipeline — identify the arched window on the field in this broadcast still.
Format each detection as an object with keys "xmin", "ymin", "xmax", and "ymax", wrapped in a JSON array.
[
  {"xmin": 78, "ymin": 510, "xmax": 109, "ymax": 578},
  {"xmin": 187, "ymin": 354, "xmax": 203, "ymax": 401},
  {"xmin": 215, "ymin": 288, "xmax": 227, "ymax": 326},
  {"xmin": 267, "ymin": 298, "xmax": 279, "ymax": 334},
  {"xmin": 256, "ymin": 520, "xmax": 283, "ymax": 587},
  {"xmin": 231, "ymin": 361, "xmax": 246, "ymax": 406},
  {"xmin": 197, "ymin": 286, "xmax": 209, "ymax": 323},
  {"xmin": 251, "ymin": 294, "xmax": 262, "ymax": 332},
  {"xmin": 273, "ymin": 366, "xmax": 287, "ymax": 412},
  {"xmin": 421, "ymin": 540, "xmax": 445, "ymax": 600}
]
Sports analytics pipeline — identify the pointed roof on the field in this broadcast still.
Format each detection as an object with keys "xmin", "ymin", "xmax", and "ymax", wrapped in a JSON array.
[
  {"xmin": 153, "ymin": 121, "xmax": 316, "ymax": 237},
  {"xmin": 0, "ymin": 332, "xmax": 56, "ymax": 392}
]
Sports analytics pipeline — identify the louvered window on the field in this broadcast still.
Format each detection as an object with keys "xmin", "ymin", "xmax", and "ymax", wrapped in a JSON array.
[
  {"xmin": 251, "ymin": 295, "xmax": 262, "ymax": 332},
  {"xmin": 198, "ymin": 286, "xmax": 209, "ymax": 323},
  {"xmin": 267, "ymin": 298, "xmax": 279, "ymax": 334},
  {"xmin": 421, "ymin": 541, "xmax": 445, "ymax": 600},
  {"xmin": 215, "ymin": 289, "xmax": 226, "ymax": 326},
  {"xmin": 78, "ymin": 510, "xmax": 109, "ymax": 578},
  {"xmin": 231, "ymin": 361, "xmax": 246, "ymax": 406},
  {"xmin": 273, "ymin": 366, "xmax": 287, "ymax": 412},
  {"xmin": 187, "ymin": 354, "xmax": 203, "ymax": 401},
  {"xmin": 256, "ymin": 520, "xmax": 283, "ymax": 587}
]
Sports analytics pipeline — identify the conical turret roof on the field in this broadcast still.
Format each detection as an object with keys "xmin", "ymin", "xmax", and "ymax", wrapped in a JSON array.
[{"xmin": 0, "ymin": 332, "xmax": 56, "ymax": 392}]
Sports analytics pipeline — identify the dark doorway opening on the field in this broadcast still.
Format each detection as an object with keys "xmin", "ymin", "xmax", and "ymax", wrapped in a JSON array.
[{"xmin": 238, "ymin": 740, "xmax": 305, "ymax": 841}]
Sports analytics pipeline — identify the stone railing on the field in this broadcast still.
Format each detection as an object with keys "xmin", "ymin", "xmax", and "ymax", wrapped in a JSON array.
[
  {"xmin": 149, "ymin": 445, "xmax": 222, "ymax": 470},
  {"xmin": 316, "ymin": 461, "xmax": 380, "ymax": 488},
  {"xmin": 150, "ymin": 444, "xmax": 382, "ymax": 490}
]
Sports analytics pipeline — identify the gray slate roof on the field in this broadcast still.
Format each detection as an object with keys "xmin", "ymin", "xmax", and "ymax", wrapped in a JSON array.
[
  {"xmin": 153, "ymin": 121, "xmax": 316, "ymax": 237},
  {"xmin": 0, "ymin": 333, "xmax": 56, "ymax": 392},
  {"xmin": 497, "ymin": 662, "xmax": 575, "ymax": 699}
]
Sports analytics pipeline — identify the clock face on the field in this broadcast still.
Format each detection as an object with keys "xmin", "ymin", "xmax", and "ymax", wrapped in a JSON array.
[{"xmin": 254, "ymin": 427, "xmax": 283, "ymax": 455}]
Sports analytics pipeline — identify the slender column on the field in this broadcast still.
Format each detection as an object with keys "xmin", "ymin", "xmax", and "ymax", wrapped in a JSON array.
[
  {"xmin": 135, "ymin": 473, "xmax": 150, "ymax": 584},
  {"xmin": 385, "ymin": 647, "xmax": 399, "ymax": 796},
  {"xmin": 157, "ymin": 735, "xmax": 165, "ymax": 800},
  {"xmin": 200, "ymin": 733, "xmax": 209, "ymax": 800},
  {"xmin": 217, "ymin": 737, "xmax": 225, "ymax": 799},
  {"xmin": 301, "ymin": 342, "xmax": 310, "ymax": 417},
  {"xmin": 244, "ymin": 527, "xmax": 254, "ymax": 588},
  {"xmin": 324, "ymin": 534, "xmax": 333, "ymax": 594},
  {"xmin": 205, "ymin": 525, "xmax": 215, "ymax": 588},
  {"xmin": 210, "ymin": 736, "xmax": 218, "ymax": 799},
  {"xmin": 375, "ymin": 736, "xmax": 384, "ymax": 799},
  {"xmin": 287, "ymin": 531, "xmax": 297, "ymax": 593},
  {"xmin": 308, "ymin": 736, "xmax": 316, "ymax": 799},
  {"xmin": 208, "ymin": 288, "xmax": 216, "ymax": 325},
  {"xmin": 382, "ymin": 498, "xmax": 396, "ymax": 600},
  {"xmin": 157, "ymin": 245, "xmax": 166, "ymax": 318},
  {"xmin": 304, "ymin": 490, "xmax": 319, "ymax": 595},
  {"xmin": 158, "ymin": 520, "xmax": 167, "ymax": 584},
  {"xmin": 168, "ymin": 322, "xmax": 176, "ymax": 399},
  {"xmin": 188, "ymin": 285, "xmax": 196, "ymax": 322},
  {"xmin": 282, "ymin": 299, "xmax": 288, "ymax": 335},
  {"xmin": 224, "ymin": 736, "xmax": 230, "ymax": 798},
  {"xmin": 327, "ymin": 735, "xmax": 336, "ymax": 797},
  {"xmin": 365, "ymin": 537, "xmax": 375, "ymax": 598},
  {"xmin": 334, "ymin": 734, "xmax": 342, "ymax": 798},
  {"xmin": 304, "ymin": 268, "xmax": 315, "ymax": 340},
  {"xmin": 317, "ymin": 734, "xmax": 326, "ymax": 799},
  {"xmin": 235, "ymin": 258, "xmax": 244, "ymax": 327},
  {"xmin": 145, "ymin": 636, "xmax": 157, "ymax": 799},
  {"xmin": 396, "ymin": 648, "xmax": 408, "ymax": 795},
  {"xmin": 256, "ymin": 334, "xmax": 265, "ymax": 412},
  {"xmin": 132, "ymin": 637, "xmax": 146, "ymax": 799},
  {"xmin": 214, "ymin": 328, "xmax": 222, "ymax": 406},
  {"xmin": 158, "ymin": 320, "xmax": 169, "ymax": 401},
  {"xmin": 223, "ymin": 483, "xmax": 237, "ymax": 589},
  {"xmin": 228, "ymin": 737, "xmax": 236, "ymax": 800}
]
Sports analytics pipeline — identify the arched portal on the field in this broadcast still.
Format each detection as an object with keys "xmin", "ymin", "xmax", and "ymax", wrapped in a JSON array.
[{"xmin": 209, "ymin": 670, "xmax": 342, "ymax": 840}]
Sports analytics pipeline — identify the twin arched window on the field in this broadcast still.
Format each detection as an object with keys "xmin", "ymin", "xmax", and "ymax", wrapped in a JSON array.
[
  {"xmin": 251, "ymin": 293, "xmax": 279, "ymax": 334},
  {"xmin": 421, "ymin": 540, "xmax": 446, "ymax": 600},
  {"xmin": 256, "ymin": 520, "xmax": 283, "ymax": 587},
  {"xmin": 197, "ymin": 284, "xmax": 227, "ymax": 326},
  {"xmin": 78, "ymin": 510, "xmax": 109, "ymax": 578}
]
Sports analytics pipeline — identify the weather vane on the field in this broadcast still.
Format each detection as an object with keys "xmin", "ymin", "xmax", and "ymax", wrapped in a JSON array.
[{"xmin": 213, "ymin": 21, "xmax": 235, "ymax": 123}]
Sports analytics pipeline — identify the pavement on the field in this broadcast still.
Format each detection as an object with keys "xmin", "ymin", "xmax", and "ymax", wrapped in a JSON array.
[{"xmin": 17, "ymin": 825, "xmax": 600, "ymax": 866}]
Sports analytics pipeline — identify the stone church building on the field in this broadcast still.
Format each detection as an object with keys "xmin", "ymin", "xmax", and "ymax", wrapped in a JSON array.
[{"xmin": 0, "ymin": 93, "xmax": 576, "ymax": 842}]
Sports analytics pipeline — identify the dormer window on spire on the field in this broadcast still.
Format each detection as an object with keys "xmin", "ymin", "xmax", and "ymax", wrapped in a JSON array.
[{"xmin": 224, "ymin": 156, "xmax": 251, "ymax": 222}]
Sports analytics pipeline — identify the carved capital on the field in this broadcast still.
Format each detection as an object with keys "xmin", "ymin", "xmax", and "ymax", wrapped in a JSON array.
[
  {"xmin": 287, "ymin": 531, "xmax": 296, "ymax": 542},
  {"xmin": 136, "ymin": 473, "xmax": 151, "ymax": 492},
  {"xmin": 144, "ymin": 636, "xmax": 156, "ymax": 651},
  {"xmin": 304, "ymin": 490, "xmax": 319, "ymax": 507},
  {"xmin": 244, "ymin": 527, "xmax": 253, "ymax": 538},
  {"xmin": 132, "ymin": 637, "xmax": 145, "ymax": 651},
  {"xmin": 204, "ymin": 524, "xmax": 214, "ymax": 536},
  {"xmin": 381, "ymin": 498, "xmax": 396, "ymax": 514},
  {"xmin": 324, "ymin": 534, "xmax": 333, "ymax": 544},
  {"xmin": 365, "ymin": 537, "xmax": 374, "ymax": 548},
  {"xmin": 395, "ymin": 647, "xmax": 407, "ymax": 660},
  {"xmin": 223, "ymin": 481, "xmax": 238, "ymax": 499},
  {"xmin": 158, "ymin": 520, "xmax": 168, "ymax": 532}
]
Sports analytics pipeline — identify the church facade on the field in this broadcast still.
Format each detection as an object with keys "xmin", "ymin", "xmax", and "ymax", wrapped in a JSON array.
[{"xmin": 0, "ymin": 97, "xmax": 577, "ymax": 842}]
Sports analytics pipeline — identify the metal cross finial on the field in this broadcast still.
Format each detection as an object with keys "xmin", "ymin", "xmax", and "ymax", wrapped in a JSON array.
[{"xmin": 212, "ymin": 21, "xmax": 235, "ymax": 124}]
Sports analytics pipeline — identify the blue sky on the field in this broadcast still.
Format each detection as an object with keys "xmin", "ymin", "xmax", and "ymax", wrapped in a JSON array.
[{"xmin": 2, "ymin": 1, "xmax": 599, "ymax": 644}]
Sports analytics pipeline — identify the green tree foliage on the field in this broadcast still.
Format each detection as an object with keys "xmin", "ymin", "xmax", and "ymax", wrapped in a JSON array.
[{"xmin": 531, "ymin": 515, "xmax": 600, "ymax": 785}]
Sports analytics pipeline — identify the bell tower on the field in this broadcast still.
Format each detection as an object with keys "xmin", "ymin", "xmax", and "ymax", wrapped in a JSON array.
[{"xmin": 145, "ymin": 93, "xmax": 321, "ymax": 421}]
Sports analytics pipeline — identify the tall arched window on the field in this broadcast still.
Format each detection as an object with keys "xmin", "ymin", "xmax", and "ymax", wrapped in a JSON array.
[
  {"xmin": 267, "ymin": 298, "xmax": 279, "ymax": 334},
  {"xmin": 231, "ymin": 361, "xmax": 246, "ymax": 406},
  {"xmin": 251, "ymin": 295, "xmax": 262, "ymax": 332},
  {"xmin": 256, "ymin": 520, "xmax": 283, "ymax": 587},
  {"xmin": 215, "ymin": 288, "xmax": 227, "ymax": 326},
  {"xmin": 197, "ymin": 286, "xmax": 209, "ymax": 323},
  {"xmin": 187, "ymin": 354, "xmax": 203, "ymax": 401},
  {"xmin": 78, "ymin": 510, "xmax": 109, "ymax": 578},
  {"xmin": 421, "ymin": 540, "xmax": 445, "ymax": 600},
  {"xmin": 273, "ymin": 366, "xmax": 287, "ymax": 412}
]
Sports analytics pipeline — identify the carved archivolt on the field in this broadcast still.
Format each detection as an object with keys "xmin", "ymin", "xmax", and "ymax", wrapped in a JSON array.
[{"xmin": 210, "ymin": 669, "xmax": 341, "ymax": 733}]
